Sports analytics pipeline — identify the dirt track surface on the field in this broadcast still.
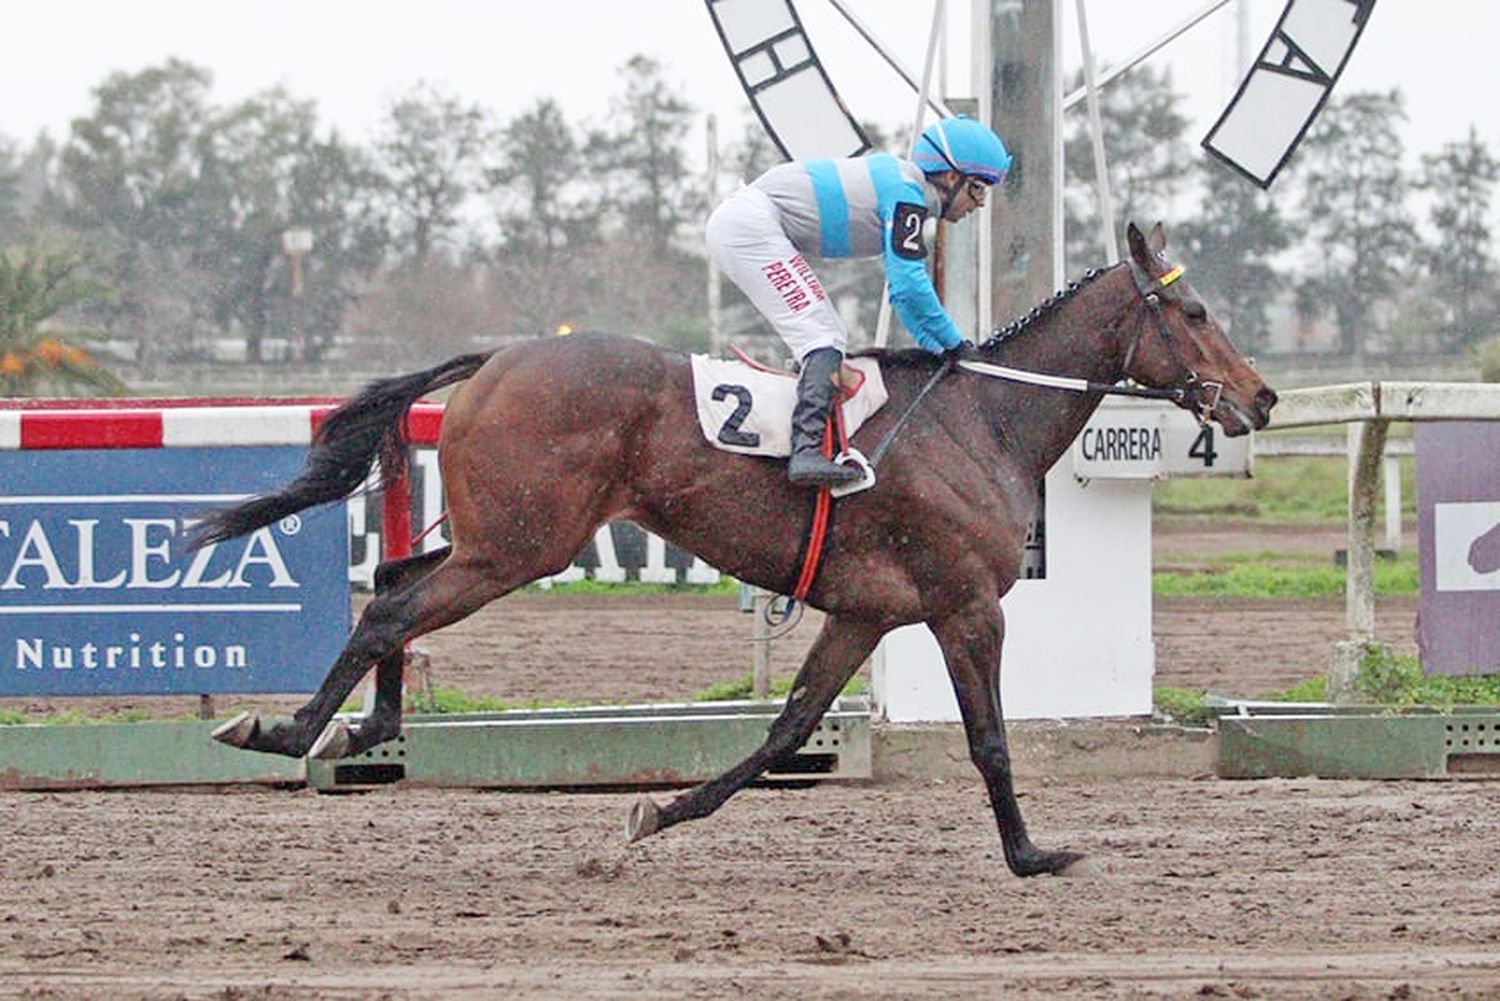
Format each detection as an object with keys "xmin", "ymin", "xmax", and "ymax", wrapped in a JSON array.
[
  {"xmin": 5, "ymin": 522, "xmax": 1481, "ymax": 998},
  {"xmin": 3, "ymin": 777, "xmax": 1498, "ymax": 997}
]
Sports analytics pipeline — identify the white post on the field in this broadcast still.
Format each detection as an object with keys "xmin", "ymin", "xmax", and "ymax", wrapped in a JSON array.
[
  {"xmin": 1075, "ymin": 0, "xmax": 1120, "ymax": 262},
  {"xmin": 1051, "ymin": 0, "xmax": 1066, "ymax": 288},
  {"xmin": 706, "ymin": 114, "xmax": 724, "ymax": 358},
  {"xmin": 1383, "ymin": 453, "xmax": 1402, "ymax": 552},
  {"xmin": 1346, "ymin": 419, "xmax": 1387, "ymax": 641},
  {"xmin": 972, "ymin": 0, "xmax": 992, "ymax": 338},
  {"xmin": 1329, "ymin": 418, "xmax": 1387, "ymax": 703},
  {"xmin": 751, "ymin": 588, "xmax": 772, "ymax": 699},
  {"xmin": 876, "ymin": 0, "xmax": 946, "ymax": 349}
]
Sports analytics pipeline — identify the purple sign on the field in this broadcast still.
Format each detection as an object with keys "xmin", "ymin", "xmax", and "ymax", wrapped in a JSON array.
[{"xmin": 1416, "ymin": 422, "xmax": 1500, "ymax": 676}]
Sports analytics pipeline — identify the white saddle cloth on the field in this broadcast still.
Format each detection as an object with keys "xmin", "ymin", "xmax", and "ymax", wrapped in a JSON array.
[{"xmin": 690, "ymin": 354, "xmax": 888, "ymax": 457}]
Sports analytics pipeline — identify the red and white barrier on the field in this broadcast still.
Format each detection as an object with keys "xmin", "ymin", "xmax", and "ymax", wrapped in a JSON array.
[
  {"xmin": 0, "ymin": 399, "xmax": 445, "ymax": 451},
  {"xmin": 0, "ymin": 398, "xmax": 446, "ymax": 566}
]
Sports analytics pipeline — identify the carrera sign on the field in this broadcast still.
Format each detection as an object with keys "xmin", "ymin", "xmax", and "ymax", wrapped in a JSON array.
[
  {"xmin": 0, "ymin": 446, "xmax": 350, "ymax": 697},
  {"xmin": 1072, "ymin": 400, "xmax": 1254, "ymax": 480}
]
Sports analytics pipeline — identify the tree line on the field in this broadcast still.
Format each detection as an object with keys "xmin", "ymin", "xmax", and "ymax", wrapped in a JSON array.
[
  {"xmin": 0, "ymin": 56, "xmax": 1495, "ymax": 396},
  {"xmin": 1064, "ymin": 66, "xmax": 1498, "ymax": 359}
]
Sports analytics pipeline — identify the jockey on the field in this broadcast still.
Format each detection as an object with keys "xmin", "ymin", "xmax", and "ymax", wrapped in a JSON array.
[{"xmin": 706, "ymin": 115, "xmax": 1011, "ymax": 488}]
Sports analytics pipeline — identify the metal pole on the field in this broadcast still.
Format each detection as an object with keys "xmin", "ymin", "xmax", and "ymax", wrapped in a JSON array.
[
  {"xmin": 1050, "ymin": 1, "xmax": 1066, "ymax": 289},
  {"xmin": 1075, "ymin": 0, "xmax": 1119, "ymax": 262},
  {"xmin": 876, "ymin": 0, "xmax": 946, "ymax": 349},
  {"xmin": 706, "ymin": 114, "xmax": 724, "ymax": 358},
  {"xmin": 824, "ymin": 0, "xmax": 954, "ymax": 120},
  {"xmin": 972, "ymin": 0, "xmax": 992, "ymax": 338},
  {"xmin": 1061, "ymin": 0, "xmax": 1233, "ymax": 111}
]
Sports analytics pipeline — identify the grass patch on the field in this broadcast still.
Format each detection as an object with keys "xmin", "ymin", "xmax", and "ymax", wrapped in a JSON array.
[
  {"xmin": 0, "ymin": 707, "xmax": 172, "ymax": 726},
  {"xmin": 1154, "ymin": 552, "xmax": 1418, "ymax": 598},
  {"xmin": 1227, "ymin": 646, "xmax": 1500, "ymax": 709},
  {"xmin": 401, "ymin": 685, "xmax": 584, "ymax": 715},
  {"xmin": 1153, "ymin": 686, "xmax": 1212, "ymax": 726},
  {"xmin": 526, "ymin": 577, "xmax": 740, "ymax": 597},
  {"xmin": 1155, "ymin": 452, "xmax": 1415, "ymax": 524},
  {"xmin": 692, "ymin": 673, "xmax": 869, "ymax": 702},
  {"xmin": 1349, "ymin": 645, "xmax": 1500, "ymax": 709}
]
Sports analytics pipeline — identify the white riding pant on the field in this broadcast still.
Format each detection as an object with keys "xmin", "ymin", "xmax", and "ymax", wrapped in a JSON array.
[{"xmin": 705, "ymin": 186, "xmax": 847, "ymax": 363}]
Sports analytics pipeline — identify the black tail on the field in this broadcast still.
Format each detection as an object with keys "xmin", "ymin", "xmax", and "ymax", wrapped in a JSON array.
[{"xmin": 191, "ymin": 352, "xmax": 492, "ymax": 547}]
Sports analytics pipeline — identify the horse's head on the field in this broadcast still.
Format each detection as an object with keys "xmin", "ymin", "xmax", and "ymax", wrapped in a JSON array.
[{"xmin": 1119, "ymin": 222, "xmax": 1276, "ymax": 436}]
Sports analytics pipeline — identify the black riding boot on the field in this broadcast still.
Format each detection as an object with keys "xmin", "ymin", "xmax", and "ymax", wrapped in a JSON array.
[{"xmin": 788, "ymin": 347, "xmax": 862, "ymax": 488}]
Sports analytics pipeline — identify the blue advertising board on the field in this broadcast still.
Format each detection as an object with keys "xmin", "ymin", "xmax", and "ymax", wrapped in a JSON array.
[{"xmin": 0, "ymin": 446, "xmax": 351, "ymax": 696}]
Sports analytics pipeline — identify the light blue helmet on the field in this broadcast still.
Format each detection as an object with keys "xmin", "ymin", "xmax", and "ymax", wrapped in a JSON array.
[{"xmin": 913, "ymin": 116, "xmax": 1011, "ymax": 184}]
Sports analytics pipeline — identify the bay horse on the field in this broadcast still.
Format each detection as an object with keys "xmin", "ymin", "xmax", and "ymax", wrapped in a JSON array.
[{"xmin": 202, "ymin": 223, "xmax": 1275, "ymax": 877}]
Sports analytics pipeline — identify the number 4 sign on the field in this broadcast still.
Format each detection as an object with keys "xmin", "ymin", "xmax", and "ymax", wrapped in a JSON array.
[{"xmin": 1072, "ymin": 401, "xmax": 1253, "ymax": 480}]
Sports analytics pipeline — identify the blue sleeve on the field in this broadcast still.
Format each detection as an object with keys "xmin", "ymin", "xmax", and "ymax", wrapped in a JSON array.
[
  {"xmin": 884, "ymin": 247, "xmax": 962, "ymax": 353},
  {"xmin": 868, "ymin": 157, "xmax": 962, "ymax": 354}
]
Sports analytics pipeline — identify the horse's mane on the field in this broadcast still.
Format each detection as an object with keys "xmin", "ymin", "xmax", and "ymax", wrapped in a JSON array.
[{"xmin": 851, "ymin": 265, "xmax": 1112, "ymax": 369}]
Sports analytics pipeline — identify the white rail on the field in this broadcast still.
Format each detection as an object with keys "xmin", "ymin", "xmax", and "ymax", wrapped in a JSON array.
[{"xmin": 1259, "ymin": 382, "xmax": 1500, "ymax": 699}]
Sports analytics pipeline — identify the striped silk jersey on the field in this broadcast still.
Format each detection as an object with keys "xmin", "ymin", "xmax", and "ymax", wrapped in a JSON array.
[{"xmin": 750, "ymin": 153, "xmax": 962, "ymax": 354}]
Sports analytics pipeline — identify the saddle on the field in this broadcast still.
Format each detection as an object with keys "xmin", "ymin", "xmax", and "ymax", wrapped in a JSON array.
[{"xmin": 689, "ymin": 352, "xmax": 888, "ymax": 458}]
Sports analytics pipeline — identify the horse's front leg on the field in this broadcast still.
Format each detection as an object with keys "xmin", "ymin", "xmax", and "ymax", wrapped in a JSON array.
[
  {"xmin": 931, "ymin": 601, "xmax": 1085, "ymax": 877},
  {"xmin": 627, "ymin": 614, "xmax": 884, "ymax": 842}
]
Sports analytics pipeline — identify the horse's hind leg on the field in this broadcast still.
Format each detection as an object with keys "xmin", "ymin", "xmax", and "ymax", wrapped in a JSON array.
[
  {"xmin": 931, "ymin": 602, "xmax": 1084, "ymax": 877},
  {"xmin": 627, "ymin": 615, "xmax": 883, "ymax": 842},
  {"xmin": 304, "ymin": 546, "xmax": 453, "ymax": 760},
  {"xmin": 215, "ymin": 550, "xmax": 512, "ymax": 758}
]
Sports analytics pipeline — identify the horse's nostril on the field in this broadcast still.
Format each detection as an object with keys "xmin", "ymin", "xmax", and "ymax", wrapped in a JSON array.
[{"xmin": 1258, "ymin": 387, "xmax": 1279, "ymax": 410}]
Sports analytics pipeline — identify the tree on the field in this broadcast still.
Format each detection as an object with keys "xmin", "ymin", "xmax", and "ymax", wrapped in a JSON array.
[
  {"xmin": 0, "ymin": 242, "xmax": 122, "ymax": 396},
  {"xmin": 372, "ymin": 82, "xmax": 491, "ymax": 266},
  {"xmin": 1175, "ymin": 160, "xmax": 1292, "ymax": 353},
  {"xmin": 52, "ymin": 59, "xmax": 217, "ymax": 365},
  {"xmin": 488, "ymin": 98, "xmax": 599, "ymax": 254},
  {"xmin": 196, "ymin": 88, "xmax": 386, "ymax": 361},
  {"xmin": 1290, "ymin": 89, "xmax": 1414, "ymax": 357},
  {"xmin": 587, "ymin": 55, "xmax": 700, "ymax": 252},
  {"xmin": 1419, "ymin": 126, "xmax": 1499, "ymax": 349},
  {"xmin": 0, "ymin": 137, "xmax": 21, "ymax": 241},
  {"xmin": 1062, "ymin": 65, "xmax": 1190, "ymax": 272}
]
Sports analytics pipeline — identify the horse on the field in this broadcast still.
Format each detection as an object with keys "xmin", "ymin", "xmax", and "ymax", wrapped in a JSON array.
[{"xmin": 201, "ymin": 222, "xmax": 1275, "ymax": 878}]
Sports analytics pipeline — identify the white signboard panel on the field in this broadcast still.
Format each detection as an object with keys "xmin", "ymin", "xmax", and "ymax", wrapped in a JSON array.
[
  {"xmin": 705, "ymin": 0, "xmax": 871, "ymax": 161},
  {"xmin": 1072, "ymin": 400, "xmax": 1253, "ymax": 480},
  {"xmin": 1202, "ymin": 0, "xmax": 1376, "ymax": 188}
]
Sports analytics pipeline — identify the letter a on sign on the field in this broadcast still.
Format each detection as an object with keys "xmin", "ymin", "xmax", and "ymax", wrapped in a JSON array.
[{"xmin": 1202, "ymin": 0, "xmax": 1376, "ymax": 188}]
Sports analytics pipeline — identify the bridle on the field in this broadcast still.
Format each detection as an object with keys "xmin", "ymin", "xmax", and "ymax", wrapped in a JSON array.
[
  {"xmin": 1122, "ymin": 260, "xmax": 1224, "ymax": 425},
  {"xmin": 957, "ymin": 260, "xmax": 1224, "ymax": 425}
]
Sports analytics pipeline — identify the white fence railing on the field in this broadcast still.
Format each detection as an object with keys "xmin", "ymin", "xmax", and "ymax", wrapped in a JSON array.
[{"xmin": 1263, "ymin": 382, "xmax": 1500, "ymax": 697}]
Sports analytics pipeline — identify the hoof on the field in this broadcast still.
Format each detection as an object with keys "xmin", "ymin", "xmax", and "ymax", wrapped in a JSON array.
[
  {"xmin": 309, "ymin": 720, "xmax": 353, "ymax": 760},
  {"xmin": 1013, "ymin": 848, "xmax": 1088, "ymax": 878},
  {"xmin": 211, "ymin": 711, "xmax": 257, "ymax": 748},
  {"xmin": 1055, "ymin": 854, "xmax": 1098, "ymax": 878},
  {"xmin": 626, "ymin": 798, "xmax": 662, "ymax": 843}
]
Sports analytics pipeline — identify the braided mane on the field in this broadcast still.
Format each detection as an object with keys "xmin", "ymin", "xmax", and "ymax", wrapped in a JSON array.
[
  {"xmin": 853, "ymin": 265, "xmax": 1115, "ymax": 369},
  {"xmin": 978, "ymin": 266, "xmax": 1111, "ymax": 351}
]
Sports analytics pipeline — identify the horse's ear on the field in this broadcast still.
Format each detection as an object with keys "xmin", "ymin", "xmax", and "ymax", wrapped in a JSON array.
[
  {"xmin": 1148, "ymin": 222, "xmax": 1166, "ymax": 254},
  {"xmin": 1126, "ymin": 222, "xmax": 1149, "ymax": 265}
]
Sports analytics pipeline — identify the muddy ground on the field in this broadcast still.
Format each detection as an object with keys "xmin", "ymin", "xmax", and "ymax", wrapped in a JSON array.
[{"xmin": 5, "ymin": 522, "xmax": 1491, "ymax": 998}]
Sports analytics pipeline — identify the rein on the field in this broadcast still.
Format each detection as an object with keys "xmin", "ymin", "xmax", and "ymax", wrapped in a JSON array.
[{"xmin": 957, "ymin": 261, "xmax": 1223, "ymax": 423}]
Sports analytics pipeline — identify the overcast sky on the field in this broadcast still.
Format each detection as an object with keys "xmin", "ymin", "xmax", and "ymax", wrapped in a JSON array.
[{"xmin": 2, "ymin": 2, "xmax": 1493, "ymax": 181}]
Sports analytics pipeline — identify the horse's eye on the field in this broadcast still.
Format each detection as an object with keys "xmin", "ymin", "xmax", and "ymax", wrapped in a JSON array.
[{"xmin": 1182, "ymin": 300, "xmax": 1207, "ymax": 322}]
